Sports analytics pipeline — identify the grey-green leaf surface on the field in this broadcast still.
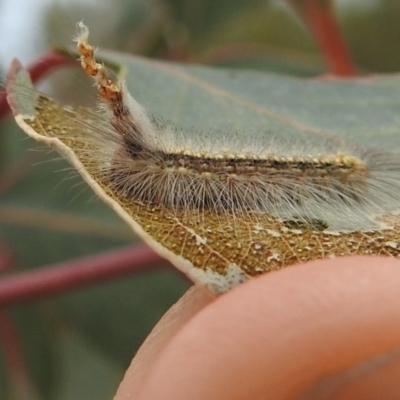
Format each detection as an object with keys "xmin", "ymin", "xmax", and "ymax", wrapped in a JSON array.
[{"xmin": 107, "ymin": 49, "xmax": 400, "ymax": 154}]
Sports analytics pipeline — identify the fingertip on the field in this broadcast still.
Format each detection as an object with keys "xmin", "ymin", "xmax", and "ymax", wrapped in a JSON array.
[
  {"xmin": 138, "ymin": 257, "xmax": 400, "ymax": 399},
  {"xmin": 113, "ymin": 284, "xmax": 216, "ymax": 400}
]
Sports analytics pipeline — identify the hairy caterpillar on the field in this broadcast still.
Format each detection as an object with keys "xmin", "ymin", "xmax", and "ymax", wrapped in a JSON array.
[{"xmin": 6, "ymin": 23, "xmax": 400, "ymax": 292}]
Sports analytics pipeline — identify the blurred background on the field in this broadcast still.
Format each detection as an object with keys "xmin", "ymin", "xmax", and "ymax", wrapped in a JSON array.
[
  {"xmin": 1, "ymin": 0, "xmax": 400, "ymax": 399},
  {"xmin": 2, "ymin": 0, "xmax": 400, "ymax": 75}
]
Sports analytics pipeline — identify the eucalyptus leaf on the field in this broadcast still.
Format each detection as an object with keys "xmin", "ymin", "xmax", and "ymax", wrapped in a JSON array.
[{"xmin": 7, "ymin": 41, "xmax": 400, "ymax": 293}]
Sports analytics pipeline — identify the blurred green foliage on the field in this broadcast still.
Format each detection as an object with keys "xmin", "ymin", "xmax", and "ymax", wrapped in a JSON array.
[
  {"xmin": 42, "ymin": 0, "xmax": 400, "ymax": 74},
  {"xmin": 1, "ymin": 0, "xmax": 400, "ymax": 399}
]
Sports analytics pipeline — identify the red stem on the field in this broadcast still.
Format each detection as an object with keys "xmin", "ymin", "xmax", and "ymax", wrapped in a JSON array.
[
  {"xmin": 0, "ymin": 50, "xmax": 77, "ymax": 120},
  {"xmin": 0, "ymin": 245, "xmax": 168, "ymax": 305},
  {"xmin": 0, "ymin": 309, "xmax": 38, "ymax": 399},
  {"xmin": 290, "ymin": 0, "xmax": 356, "ymax": 76}
]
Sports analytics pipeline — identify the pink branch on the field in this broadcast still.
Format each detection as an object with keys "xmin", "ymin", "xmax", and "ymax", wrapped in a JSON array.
[
  {"xmin": 0, "ymin": 310, "xmax": 38, "ymax": 398},
  {"xmin": 288, "ymin": 0, "xmax": 356, "ymax": 76},
  {"xmin": 0, "ymin": 50, "xmax": 77, "ymax": 120},
  {"xmin": 0, "ymin": 245, "xmax": 169, "ymax": 305}
]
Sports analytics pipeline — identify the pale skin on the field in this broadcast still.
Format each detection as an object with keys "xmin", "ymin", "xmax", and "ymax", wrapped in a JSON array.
[{"xmin": 113, "ymin": 256, "xmax": 400, "ymax": 400}]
